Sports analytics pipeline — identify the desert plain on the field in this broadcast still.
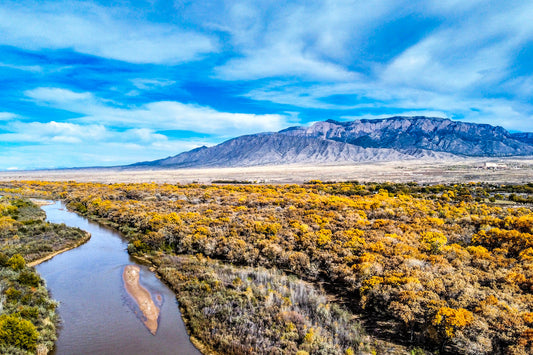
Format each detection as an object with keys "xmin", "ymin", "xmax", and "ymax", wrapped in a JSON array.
[{"xmin": 1, "ymin": 157, "xmax": 533, "ymax": 185}]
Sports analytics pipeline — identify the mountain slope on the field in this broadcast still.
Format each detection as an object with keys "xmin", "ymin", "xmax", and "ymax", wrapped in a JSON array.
[
  {"xmin": 512, "ymin": 132, "xmax": 533, "ymax": 145},
  {"xmin": 280, "ymin": 116, "xmax": 533, "ymax": 156},
  {"xmin": 132, "ymin": 133, "xmax": 455, "ymax": 168},
  {"xmin": 130, "ymin": 117, "xmax": 533, "ymax": 169}
]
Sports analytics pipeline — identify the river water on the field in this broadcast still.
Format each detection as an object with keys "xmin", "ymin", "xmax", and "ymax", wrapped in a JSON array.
[{"xmin": 35, "ymin": 201, "xmax": 201, "ymax": 355}]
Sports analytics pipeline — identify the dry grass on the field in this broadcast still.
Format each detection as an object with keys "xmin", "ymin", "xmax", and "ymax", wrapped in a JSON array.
[{"xmin": 1, "ymin": 157, "xmax": 533, "ymax": 184}]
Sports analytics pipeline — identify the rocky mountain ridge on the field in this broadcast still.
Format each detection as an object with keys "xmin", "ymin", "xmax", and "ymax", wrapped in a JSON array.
[
  {"xmin": 280, "ymin": 117, "xmax": 533, "ymax": 156},
  {"xmin": 130, "ymin": 116, "xmax": 533, "ymax": 168}
]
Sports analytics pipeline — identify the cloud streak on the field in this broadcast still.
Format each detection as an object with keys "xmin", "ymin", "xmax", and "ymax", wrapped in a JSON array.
[
  {"xmin": 24, "ymin": 87, "xmax": 293, "ymax": 136},
  {"xmin": 0, "ymin": 0, "xmax": 532, "ymax": 169},
  {"xmin": 0, "ymin": 1, "xmax": 217, "ymax": 64}
]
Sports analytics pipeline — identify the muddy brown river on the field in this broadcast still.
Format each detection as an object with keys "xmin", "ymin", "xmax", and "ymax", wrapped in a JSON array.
[{"xmin": 36, "ymin": 201, "xmax": 201, "ymax": 355}]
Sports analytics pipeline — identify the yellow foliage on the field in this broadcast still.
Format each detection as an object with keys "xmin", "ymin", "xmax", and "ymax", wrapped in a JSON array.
[
  {"xmin": 506, "ymin": 271, "xmax": 527, "ymax": 284},
  {"xmin": 466, "ymin": 245, "xmax": 491, "ymax": 259},
  {"xmin": 522, "ymin": 313, "xmax": 533, "ymax": 325},
  {"xmin": 359, "ymin": 253, "xmax": 376, "ymax": 264},
  {"xmin": 343, "ymin": 228, "xmax": 365, "ymax": 244},
  {"xmin": 433, "ymin": 307, "xmax": 474, "ymax": 338},
  {"xmin": 421, "ymin": 231, "xmax": 447, "ymax": 253},
  {"xmin": 316, "ymin": 229, "xmax": 332, "ymax": 246},
  {"xmin": 368, "ymin": 241, "xmax": 385, "ymax": 253},
  {"xmin": 519, "ymin": 248, "xmax": 533, "ymax": 261},
  {"xmin": 304, "ymin": 327, "xmax": 315, "ymax": 343},
  {"xmin": 361, "ymin": 276, "xmax": 384, "ymax": 293}
]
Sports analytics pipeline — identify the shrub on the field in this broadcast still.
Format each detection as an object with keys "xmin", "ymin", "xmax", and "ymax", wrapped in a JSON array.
[
  {"xmin": 18, "ymin": 271, "xmax": 41, "ymax": 287},
  {"xmin": 0, "ymin": 314, "xmax": 39, "ymax": 351},
  {"xmin": 7, "ymin": 254, "xmax": 25, "ymax": 271},
  {"xmin": 0, "ymin": 252, "xmax": 8, "ymax": 267},
  {"xmin": 5, "ymin": 288, "xmax": 22, "ymax": 302}
]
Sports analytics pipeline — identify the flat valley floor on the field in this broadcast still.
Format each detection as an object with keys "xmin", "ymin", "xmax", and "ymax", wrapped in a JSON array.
[{"xmin": 2, "ymin": 157, "xmax": 533, "ymax": 184}]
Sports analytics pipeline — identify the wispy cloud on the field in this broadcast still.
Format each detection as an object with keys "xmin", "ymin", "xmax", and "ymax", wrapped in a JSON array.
[
  {"xmin": 24, "ymin": 87, "xmax": 294, "ymax": 136},
  {"xmin": 0, "ymin": 62, "xmax": 42, "ymax": 72},
  {"xmin": 212, "ymin": 0, "xmax": 395, "ymax": 81},
  {"xmin": 341, "ymin": 111, "xmax": 450, "ymax": 121},
  {"xmin": 0, "ymin": 1, "xmax": 217, "ymax": 64},
  {"xmin": 0, "ymin": 119, "xmax": 216, "ymax": 169},
  {"xmin": 0, "ymin": 0, "xmax": 532, "ymax": 169},
  {"xmin": 0, "ymin": 112, "xmax": 19, "ymax": 120},
  {"xmin": 381, "ymin": 2, "xmax": 533, "ymax": 93},
  {"xmin": 0, "ymin": 121, "xmax": 108, "ymax": 144},
  {"xmin": 131, "ymin": 78, "xmax": 176, "ymax": 90},
  {"xmin": 0, "ymin": 138, "xmax": 211, "ymax": 170}
]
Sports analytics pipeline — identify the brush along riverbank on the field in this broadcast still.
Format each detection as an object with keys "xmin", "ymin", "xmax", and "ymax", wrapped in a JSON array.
[
  {"xmin": 7, "ymin": 181, "xmax": 533, "ymax": 353},
  {"xmin": 0, "ymin": 197, "xmax": 90, "ymax": 354},
  {"xmin": 139, "ymin": 252, "xmax": 375, "ymax": 355}
]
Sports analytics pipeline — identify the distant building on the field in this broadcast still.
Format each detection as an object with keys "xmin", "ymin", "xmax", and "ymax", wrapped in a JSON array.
[{"xmin": 483, "ymin": 162, "xmax": 508, "ymax": 169}]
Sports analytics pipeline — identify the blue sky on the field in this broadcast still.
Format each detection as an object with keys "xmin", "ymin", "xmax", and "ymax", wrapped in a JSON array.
[{"xmin": 1, "ymin": 0, "xmax": 532, "ymax": 170}]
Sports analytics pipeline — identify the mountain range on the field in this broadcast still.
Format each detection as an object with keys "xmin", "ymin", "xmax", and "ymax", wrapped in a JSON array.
[{"xmin": 130, "ymin": 116, "xmax": 533, "ymax": 168}]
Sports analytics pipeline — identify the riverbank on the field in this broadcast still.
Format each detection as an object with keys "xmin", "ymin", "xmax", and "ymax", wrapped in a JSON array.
[
  {"xmin": 18, "ymin": 180, "xmax": 533, "ymax": 353},
  {"xmin": 32, "ymin": 199, "xmax": 202, "ymax": 355},
  {"xmin": 51, "ymin": 203, "xmax": 375, "ymax": 354},
  {"xmin": 28, "ymin": 231, "xmax": 91, "ymax": 267},
  {"xmin": 0, "ymin": 198, "xmax": 91, "ymax": 354}
]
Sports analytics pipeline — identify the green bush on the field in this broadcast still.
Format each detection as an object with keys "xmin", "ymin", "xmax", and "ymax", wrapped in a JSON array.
[
  {"xmin": 18, "ymin": 306, "xmax": 39, "ymax": 322},
  {"xmin": 7, "ymin": 254, "xmax": 25, "ymax": 271},
  {"xmin": 0, "ymin": 314, "xmax": 39, "ymax": 352},
  {"xmin": 5, "ymin": 288, "xmax": 22, "ymax": 302},
  {"xmin": 0, "ymin": 252, "xmax": 8, "ymax": 267},
  {"xmin": 17, "ymin": 271, "xmax": 40, "ymax": 288}
]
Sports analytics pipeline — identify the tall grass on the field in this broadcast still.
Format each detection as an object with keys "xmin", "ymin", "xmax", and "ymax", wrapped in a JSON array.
[{"xmin": 156, "ymin": 254, "xmax": 368, "ymax": 355}]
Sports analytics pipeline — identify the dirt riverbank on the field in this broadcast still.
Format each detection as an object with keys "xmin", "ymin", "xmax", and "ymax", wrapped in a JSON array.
[{"xmin": 27, "ymin": 232, "xmax": 91, "ymax": 267}]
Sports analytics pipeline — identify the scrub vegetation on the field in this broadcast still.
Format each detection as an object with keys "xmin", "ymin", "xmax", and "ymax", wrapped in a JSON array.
[
  {"xmin": 0, "ymin": 197, "xmax": 88, "ymax": 354},
  {"xmin": 156, "ymin": 254, "xmax": 366, "ymax": 354},
  {"xmin": 3, "ymin": 181, "xmax": 533, "ymax": 354}
]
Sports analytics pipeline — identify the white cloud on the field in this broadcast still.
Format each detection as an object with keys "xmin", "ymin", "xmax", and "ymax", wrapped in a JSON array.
[
  {"xmin": 25, "ymin": 87, "xmax": 294, "ymax": 136},
  {"xmin": 131, "ymin": 79, "xmax": 176, "ymax": 90},
  {"xmin": 0, "ymin": 118, "xmax": 221, "ymax": 169},
  {"xmin": 214, "ymin": 0, "xmax": 533, "ymax": 130},
  {"xmin": 213, "ymin": 0, "xmax": 399, "ymax": 81},
  {"xmin": 381, "ymin": 2, "xmax": 533, "ymax": 92},
  {"xmin": 0, "ymin": 2, "xmax": 217, "ymax": 64},
  {"xmin": 245, "ymin": 82, "xmax": 375, "ymax": 109},
  {"xmin": 0, "ymin": 121, "xmax": 108, "ymax": 144},
  {"xmin": 0, "ymin": 137, "xmax": 215, "ymax": 170},
  {"xmin": 133, "ymin": 101, "xmax": 291, "ymax": 134},
  {"xmin": 122, "ymin": 128, "xmax": 168, "ymax": 144},
  {"xmin": 245, "ymin": 80, "xmax": 533, "ymax": 131},
  {"xmin": 0, "ymin": 112, "xmax": 19, "ymax": 120},
  {"xmin": 0, "ymin": 62, "xmax": 42, "ymax": 72},
  {"xmin": 26, "ymin": 87, "xmax": 95, "ymax": 105},
  {"xmin": 215, "ymin": 43, "xmax": 358, "ymax": 81}
]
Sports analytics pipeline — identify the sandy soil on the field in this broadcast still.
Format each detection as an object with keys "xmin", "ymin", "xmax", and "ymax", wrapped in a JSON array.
[
  {"xmin": 123, "ymin": 265, "xmax": 160, "ymax": 335},
  {"xmin": 1, "ymin": 157, "xmax": 533, "ymax": 184},
  {"xmin": 29, "ymin": 199, "xmax": 54, "ymax": 206}
]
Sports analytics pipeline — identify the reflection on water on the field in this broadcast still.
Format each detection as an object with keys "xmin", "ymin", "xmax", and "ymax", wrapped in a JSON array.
[{"xmin": 36, "ymin": 201, "xmax": 200, "ymax": 355}]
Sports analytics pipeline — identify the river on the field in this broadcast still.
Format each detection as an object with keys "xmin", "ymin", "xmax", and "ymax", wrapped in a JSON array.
[{"xmin": 35, "ymin": 201, "xmax": 201, "ymax": 355}]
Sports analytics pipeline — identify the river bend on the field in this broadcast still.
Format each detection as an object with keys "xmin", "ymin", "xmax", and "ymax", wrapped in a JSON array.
[{"xmin": 36, "ymin": 201, "xmax": 200, "ymax": 355}]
